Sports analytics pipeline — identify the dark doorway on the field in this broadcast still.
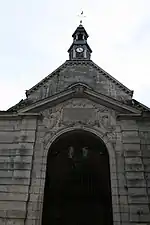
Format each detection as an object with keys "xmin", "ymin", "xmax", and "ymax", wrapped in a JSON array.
[{"xmin": 42, "ymin": 130, "xmax": 113, "ymax": 225}]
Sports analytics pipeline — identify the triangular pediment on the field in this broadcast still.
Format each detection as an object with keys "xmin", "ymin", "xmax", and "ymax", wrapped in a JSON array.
[
  {"xmin": 8, "ymin": 60, "xmax": 150, "ymax": 114},
  {"xmin": 26, "ymin": 60, "xmax": 132, "ymax": 98},
  {"xmin": 18, "ymin": 83, "xmax": 140, "ymax": 114}
]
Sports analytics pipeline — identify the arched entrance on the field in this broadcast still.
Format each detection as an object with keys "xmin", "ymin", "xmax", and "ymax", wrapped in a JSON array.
[{"xmin": 42, "ymin": 130, "xmax": 113, "ymax": 225}]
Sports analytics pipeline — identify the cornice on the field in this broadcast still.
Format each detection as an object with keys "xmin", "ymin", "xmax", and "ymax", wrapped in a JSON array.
[
  {"xmin": 26, "ymin": 61, "xmax": 68, "ymax": 95},
  {"xmin": 0, "ymin": 112, "xmax": 40, "ymax": 120},
  {"xmin": 18, "ymin": 83, "xmax": 140, "ymax": 114},
  {"xmin": 88, "ymin": 61, "xmax": 133, "ymax": 96},
  {"xmin": 117, "ymin": 112, "xmax": 150, "ymax": 120},
  {"xmin": 26, "ymin": 59, "xmax": 133, "ymax": 98},
  {"xmin": 84, "ymin": 89, "xmax": 140, "ymax": 114}
]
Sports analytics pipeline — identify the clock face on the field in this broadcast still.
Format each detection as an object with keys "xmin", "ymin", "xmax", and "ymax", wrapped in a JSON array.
[{"xmin": 76, "ymin": 47, "xmax": 84, "ymax": 53}]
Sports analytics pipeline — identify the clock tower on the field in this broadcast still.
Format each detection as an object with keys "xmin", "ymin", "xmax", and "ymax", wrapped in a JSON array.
[{"xmin": 68, "ymin": 24, "xmax": 92, "ymax": 60}]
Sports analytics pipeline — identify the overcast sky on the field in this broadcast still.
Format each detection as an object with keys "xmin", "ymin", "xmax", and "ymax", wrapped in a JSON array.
[{"xmin": 0, "ymin": 0, "xmax": 150, "ymax": 110}]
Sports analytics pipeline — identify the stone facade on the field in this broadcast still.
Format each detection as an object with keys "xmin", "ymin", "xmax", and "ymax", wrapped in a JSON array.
[
  {"xmin": 26, "ymin": 61, "xmax": 132, "ymax": 103},
  {"xmin": 0, "ymin": 24, "xmax": 150, "ymax": 225}
]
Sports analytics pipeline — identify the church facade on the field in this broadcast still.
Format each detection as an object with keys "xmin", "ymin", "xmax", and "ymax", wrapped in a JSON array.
[{"xmin": 0, "ymin": 24, "xmax": 150, "ymax": 225}]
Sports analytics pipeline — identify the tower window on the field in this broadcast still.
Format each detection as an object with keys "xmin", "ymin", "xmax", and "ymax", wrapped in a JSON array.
[{"xmin": 78, "ymin": 33, "xmax": 83, "ymax": 40}]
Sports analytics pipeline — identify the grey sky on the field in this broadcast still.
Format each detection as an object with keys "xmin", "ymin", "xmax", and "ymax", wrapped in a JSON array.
[{"xmin": 0, "ymin": 0, "xmax": 150, "ymax": 110}]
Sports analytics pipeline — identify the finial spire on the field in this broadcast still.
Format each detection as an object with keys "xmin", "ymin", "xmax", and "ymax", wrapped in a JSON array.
[
  {"xmin": 68, "ymin": 22, "xmax": 92, "ymax": 60},
  {"xmin": 78, "ymin": 10, "xmax": 86, "ymax": 25}
]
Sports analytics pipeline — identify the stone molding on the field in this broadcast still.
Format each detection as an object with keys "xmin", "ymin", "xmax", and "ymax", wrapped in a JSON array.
[
  {"xmin": 38, "ymin": 125, "xmax": 120, "ymax": 225},
  {"xmin": 27, "ymin": 60, "xmax": 132, "ymax": 96},
  {"xmin": 0, "ymin": 113, "xmax": 40, "ymax": 120},
  {"xmin": 18, "ymin": 83, "xmax": 140, "ymax": 114}
]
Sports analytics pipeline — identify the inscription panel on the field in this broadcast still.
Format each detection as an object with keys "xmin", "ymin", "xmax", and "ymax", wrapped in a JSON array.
[{"xmin": 63, "ymin": 108, "xmax": 95, "ymax": 122}]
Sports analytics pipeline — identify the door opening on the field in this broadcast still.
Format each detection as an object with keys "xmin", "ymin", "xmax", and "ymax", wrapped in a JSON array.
[{"xmin": 42, "ymin": 130, "xmax": 113, "ymax": 225}]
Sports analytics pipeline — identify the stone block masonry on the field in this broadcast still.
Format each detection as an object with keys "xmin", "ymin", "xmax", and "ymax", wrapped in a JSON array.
[{"xmin": 0, "ymin": 115, "xmax": 38, "ymax": 225}]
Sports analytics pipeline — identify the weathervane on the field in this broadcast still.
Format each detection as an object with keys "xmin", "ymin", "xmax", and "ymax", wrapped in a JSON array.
[{"xmin": 78, "ymin": 11, "xmax": 86, "ymax": 25}]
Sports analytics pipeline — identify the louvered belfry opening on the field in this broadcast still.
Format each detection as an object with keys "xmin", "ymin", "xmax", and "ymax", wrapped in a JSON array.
[{"xmin": 42, "ymin": 130, "xmax": 113, "ymax": 225}]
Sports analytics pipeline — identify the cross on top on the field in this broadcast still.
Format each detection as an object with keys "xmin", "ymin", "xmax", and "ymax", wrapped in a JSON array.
[{"xmin": 78, "ymin": 11, "xmax": 86, "ymax": 24}]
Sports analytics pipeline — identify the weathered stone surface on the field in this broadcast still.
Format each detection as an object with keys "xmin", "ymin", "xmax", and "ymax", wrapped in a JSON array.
[
  {"xmin": 122, "ymin": 131, "xmax": 139, "ymax": 137},
  {"xmin": 125, "ymin": 164, "xmax": 144, "ymax": 172},
  {"xmin": 27, "ymin": 61, "xmax": 131, "ymax": 103},
  {"xmin": 25, "ymin": 219, "xmax": 38, "ymax": 225},
  {"xmin": 0, "ymin": 55, "xmax": 150, "ymax": 225},
  {"xmin": 5, "ymin": 219, "xmax": 24, "ymax": 225},
  {"xmin": 124, "ymin": 150, "xmax": 142, "ymax": 157},
  {"xmin": 0, "ymin": 110, "xmax": 149, "ymax": 225},
  {"xmin": 0, "ymin": 210, "xmax": 26, "ymax": 219},
  {"xmin": 0, "ymin": 149, "xmax": 33, "ymax": 156},
  {"xmin": 120, "ymin": 120, "xmax": 138, "ymax": 131},
  {"xmin": 0, "ymin": 120, "xmax": 20, "ymax": 131},
  {"xmin": 129, "ymin": 204, "xmax": 149, "ymax": 214},
  {"xmin": 127, "ymin": 179, "xmax": 146, "ymax": 187},
  {"xmin": 126, "ymin": 172, "xmax": 145, "ymax": 180},
  {"xmin": 0, "ymin": 178, "xmax": 30, "ymax": 185},
  {"xmin": 21, "ymin": 118, "xmax": 37, "ymax": 130},
  {"xmin": 125, "ymin": 157, "xmax": 142, "ymax": 165},
  {"xmin": 123, "ymin": 143, "xmax": 141, "ymax": 151},
  {"xmin": 130, "ymin": 213, "xmax": 150, "ymax": 222},
  {"xmin": 127, "ymin": 187, "xmax": 147, "ymax": 196},
  {"xmin": 122, "ymin": 137, "xmax": 141, "ymax": 144},
  {"xmin": 13, "ymin": 170, "xmax": 31, "ymax": 178},
  {"xmin": 0, "ymin": 185, "xmax": 28, "ymax": 193},
  {"xmin": 0, "ymin": 131, "xmax": 19, "ymax": 143},
  {"xmin": 0, "ymin": 142, "xmax": 34, "ymax": 151},
  {"xmin": 128, "ymin": 195, "xmax": 149, "ymax": 204},
  {"xmin": 0, "ymin": 193, "xmax": 28, "ymax": 201},
  {"xmin": 63, "ymin": 108, "xmax": 95, "ymax": 122},
  {"xmin": 0, "ymin": 162, "xmax": 31, "ymax": 170},
  {"xmin": 0, "ymin": 201, "xmax": 26, "ymax": 210}
]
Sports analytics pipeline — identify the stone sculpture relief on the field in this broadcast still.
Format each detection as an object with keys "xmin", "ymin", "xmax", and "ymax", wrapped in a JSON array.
[
  {"xmin": 42, "ymin": 99, "xmax": 116, "ymax": 143},
  {"xmin": 42, "ymin": 106, "xmax": 63, "ymax": 130}
]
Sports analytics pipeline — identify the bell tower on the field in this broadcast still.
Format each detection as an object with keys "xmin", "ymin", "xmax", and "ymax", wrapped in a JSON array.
[{"xmin": 68, "ymin": 24, "xmax": 92, "ymax": 60}]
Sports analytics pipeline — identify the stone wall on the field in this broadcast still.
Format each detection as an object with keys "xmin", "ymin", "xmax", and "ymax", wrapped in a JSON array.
[
  {"xmin": 117, "ymin": 119, "xmax": 150, "ymax": 225},
  {"xmin": 0, "ymin": 115, "xmax": 38, "ymax": 225},
  {"xmin": 27, "ymin": 62, "xmax": 131, "ymax": 103},
  {"xmin": 24, "ymin": 98, "xmax": 120, "ymax": 225},
  {"xmin": 0, "ymin": 103, "xmax": 150, "ymax": 225}
]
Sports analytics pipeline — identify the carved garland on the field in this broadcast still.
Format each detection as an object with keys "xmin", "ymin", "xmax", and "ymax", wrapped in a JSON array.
[{"xmin": 42, "ymin": 99, "xmax": 116, "ymax": 145}]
